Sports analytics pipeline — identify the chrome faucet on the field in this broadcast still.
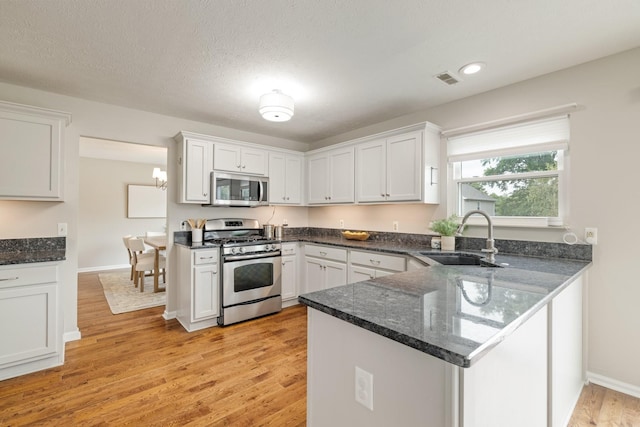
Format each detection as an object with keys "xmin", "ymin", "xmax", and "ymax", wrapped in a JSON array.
[{"xmin": 456, "ymin": 210, "xmax": 498, "ymax": 263}]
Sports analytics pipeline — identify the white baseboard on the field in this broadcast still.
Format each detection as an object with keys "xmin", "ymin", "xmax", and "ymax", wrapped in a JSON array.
[
  {"xmin": 163, "ymin": 310, "xmax": 177, "ymax": 320},
  {"xmin": 587, "ymin": 371, "xmax": 640, "ymax": 398},
  {"xmin": 63, "ymin": 329, "xmax": 82, "ymax": 342},
  {"xmin": 78, "ymin": 264, "xmax": 129, "ymax": 273}
]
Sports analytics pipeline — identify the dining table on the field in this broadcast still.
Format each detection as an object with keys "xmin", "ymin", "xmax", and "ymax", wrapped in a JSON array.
[{"xmin": 142, "ymin": 235, "xmax": 167, "ymax": 292}]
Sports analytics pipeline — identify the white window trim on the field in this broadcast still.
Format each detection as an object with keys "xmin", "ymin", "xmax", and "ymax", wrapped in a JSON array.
[{"xmin": 446, "ymin": 115, "xmax": 571, "ymax": 228}]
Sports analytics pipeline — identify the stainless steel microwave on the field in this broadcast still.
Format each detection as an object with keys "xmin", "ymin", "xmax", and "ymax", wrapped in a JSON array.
[{"xmin": 205, "ymin": 172, "xmax": 269, "ymax": 207}]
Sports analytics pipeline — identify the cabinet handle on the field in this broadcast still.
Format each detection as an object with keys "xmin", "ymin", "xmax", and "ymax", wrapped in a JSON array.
[
  {"xmin": 0, "ymin": 276, "xmax": 19, "ymax": 282},
  {"xmin": 385, "ymin": 193, "xmax": 390, "ymax": 197},
  {"xmin": 320, "ymin": 251, "xmax": 327, "ymax": 256},
  {"xmin": 237, "ymin": 165, "xmax": 242, "ymax": 169},
  {"xmin": 199, "ymin": 256, "xmax": 215, "ymax": 261},
  {"xmin": 430, "ymin": 166, "xmax": 438, "ymax": 186},
  {"xmin": 242, "ymin": 165, "xmax": 246, "ymax": 169},
  {"xmin": 370, "ymin": 259, "xmax": 381, "ymax": 265}
]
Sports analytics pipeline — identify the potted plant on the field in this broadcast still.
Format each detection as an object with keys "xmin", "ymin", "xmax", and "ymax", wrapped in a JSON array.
[{"xmin": 430, "ymin": 215, "xmax": 460, "ymax": 251}]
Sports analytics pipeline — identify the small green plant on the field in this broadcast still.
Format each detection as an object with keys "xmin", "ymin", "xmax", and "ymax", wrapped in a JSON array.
[{"xmin": 430, "ymin": 215, "xmax": 460, "ymax": 236}]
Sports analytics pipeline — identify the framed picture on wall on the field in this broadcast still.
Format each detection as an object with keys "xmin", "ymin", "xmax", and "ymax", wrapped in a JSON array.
[{"xmin": 127, "ymin": 185, "xmax": 167, "ymax": 218}]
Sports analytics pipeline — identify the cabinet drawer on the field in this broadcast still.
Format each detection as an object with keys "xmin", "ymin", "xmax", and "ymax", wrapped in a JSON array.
[
  {"xmin": 193, "ymin": 249, "xmax": 219, "ymax": 265},
  {"xmin": 350, "ymin": 250, "xmax": 406, "ymax": 272},
  {"xmin": 0, "ymin": 264, "xmax": 57, "ymax": 289},
  {"xmin": 305, "ymin": 244, "xmax": 347, "ymax": 263},
  {"xmin": 281, "ymin": 243, "xmax": 297, "ymax": 256}
]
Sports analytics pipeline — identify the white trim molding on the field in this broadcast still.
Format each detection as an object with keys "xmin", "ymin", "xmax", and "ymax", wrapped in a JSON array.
[{"xmin": 587, "ymin": 371, "xmax": 640, "ymax": 399}]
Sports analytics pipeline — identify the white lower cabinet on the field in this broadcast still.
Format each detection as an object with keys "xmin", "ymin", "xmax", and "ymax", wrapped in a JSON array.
[
  {"xmin": 281, "ymin": 243, "xmax": 299, "ymax": 306},
  {"xmin": 348, "ymin": 249, "xmax": 406, "ymax": 283},
  {"xmin": 303, "ymin": 244, "xmax": 347, "ymax": 293},
  {"xmin": 0, "ymin": 263, "xmax": 61, "ymax": 380},
  {"xmin": 177, "ymin": 246, "xmax": 220, "ymax": 332}
]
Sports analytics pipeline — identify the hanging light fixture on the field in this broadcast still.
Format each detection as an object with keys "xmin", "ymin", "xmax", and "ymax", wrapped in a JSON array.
[
  {"xmin": 259, "ymin": 90, "xmax": 294, "ymax": 122},
  {"xmin": 152, "ymin": 167, "xmax": 167, "ymax": 190}
]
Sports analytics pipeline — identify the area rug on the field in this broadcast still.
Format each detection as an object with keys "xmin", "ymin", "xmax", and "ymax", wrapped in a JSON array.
[{"xmin": 98, "ymin": 271, "xmax": 166, "ymax": 314}]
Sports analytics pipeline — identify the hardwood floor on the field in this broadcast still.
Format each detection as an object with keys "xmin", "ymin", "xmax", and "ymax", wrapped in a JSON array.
[
  {"xmin": 1, "ymin": 271, "xmax": 639, "ymax": 426},
  {"xmin": 569, "ymin": 383, "xmax": 640, "ymax": 426},
  {"xmin": 0, "ymin": 271, "xmax": 307, "ymax": 426}
]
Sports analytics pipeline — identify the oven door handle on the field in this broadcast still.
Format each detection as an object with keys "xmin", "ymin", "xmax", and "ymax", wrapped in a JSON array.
[{"xmin": 223, "ymin": 252, "xmax": 281, "ymax": 262}]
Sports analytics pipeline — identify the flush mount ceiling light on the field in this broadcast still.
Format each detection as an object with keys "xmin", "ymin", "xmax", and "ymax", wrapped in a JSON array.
[
  {"xmin": 259, "ymin": 90, "xmax": 294, "ymax": 122},
  {"xmin": 459, "ymin": 62, "xmax": 486, "ymax": 75}
]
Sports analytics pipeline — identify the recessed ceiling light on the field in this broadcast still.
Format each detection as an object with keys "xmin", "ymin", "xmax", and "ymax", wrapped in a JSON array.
[{"xmin": 459, "ymin": 62, "xmax": 486, "ymax": 75}]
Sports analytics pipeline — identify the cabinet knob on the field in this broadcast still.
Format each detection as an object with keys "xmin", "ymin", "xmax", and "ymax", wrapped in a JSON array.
[
  {"xmin": 381, "ymin": 193, "xmax": 385, "ymax": 197},
  {"xmin": 286, "ymin": 197, "xmax": 290, "ymax": 200},
  {"xmin": 320, "ymin": 251, "xmax": 327, "ymax": 256},
  {"xmin": 203, "ymin": 193, "xmax": 208, "ymax": 197},
  {"xmin": 242, "ymin": 165, "xmax": 246, "ymax": 169},
  {"xmin": 385, "ymin": 193, "xmax": 390, "ymax": 197},
  {"xmin": 370, "ymin": 259, "xmax": 381, "ymax": 265},
  {"xmin": 237, "ymin": 165, "xmax": 242, "ymax": 169}
]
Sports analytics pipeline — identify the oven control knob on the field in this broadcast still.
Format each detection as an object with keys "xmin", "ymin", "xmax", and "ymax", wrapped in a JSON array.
[
  {"xmin": 238, "ymin": 247, "xmax": 245, "ymax": 254},
  {"xmin": 266, "ymin": 244, "xmax": 273, "ymax": 251},
  {"xmin": 230, "ymin": 247, "xmax": 237, "ymax": 254}
]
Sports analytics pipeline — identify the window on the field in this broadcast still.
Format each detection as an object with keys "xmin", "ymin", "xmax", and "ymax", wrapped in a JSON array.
[{"xmin": 447, "ymin": 115, "xmax": 569, "ymax": 227}]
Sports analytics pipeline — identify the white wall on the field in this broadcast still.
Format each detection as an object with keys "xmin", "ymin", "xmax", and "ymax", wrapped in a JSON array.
[
  {"xmin": 315, "ymin": 47, "xmax": 640, "ymax": 391},
  {"xmin": 78, "ymin": 157, "xmax": 167, "ymax": 271}
]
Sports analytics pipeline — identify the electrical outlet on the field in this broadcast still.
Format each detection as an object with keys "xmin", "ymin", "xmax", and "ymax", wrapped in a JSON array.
[
  {"xmin": 355, "ymin": 366, "xmax": 374, "ymax": 411},
  {"xmin": 585, "ymin": 227, "xmax": 598, "ymax": 245},
  {"xmin": 393, "ymin": 221, "xmax": 399, "ymax": 231},
  {"xmin": 339, "ymin": 219, "xmax": 345, "ymax": 229},
  {"xmin": 57, "ymin": 223, "xmax": 67, "ymax": 237}
]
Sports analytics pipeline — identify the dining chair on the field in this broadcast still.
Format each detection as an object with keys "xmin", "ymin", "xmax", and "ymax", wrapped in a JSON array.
[
  {"xmin": 122, "ymin": 235, "xmax": 153, "ymax": 281},
  {"xmin": 128, "ymin": 238, "xmax": 166, "ymax": 292}
]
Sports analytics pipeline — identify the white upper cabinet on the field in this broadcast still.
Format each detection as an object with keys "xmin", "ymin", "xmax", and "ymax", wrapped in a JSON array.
[
  {"xmin": 214, "ymin": 143, "xmax": 267, "ymax": 176},
  {"xmin": 175, "ymin": 132, "xmax": 213, "ymax": 204},
  {"xmin": 422, "ymin": 124, "xmax": 441, "ymax": 204},
  {"xmin": 307, "ymin": 147, "xmax": 354, "ymax": 204},
  {"xmin": 0, "ymin": 101, "xmax": 71, "ymax": 200},
  {"xmin": 356, "ymin": 125, "xmax": 440, "ymax": 204},
  {"xmin": 269, "ymin": 152, "xmax": 303, "ymax": 205}
]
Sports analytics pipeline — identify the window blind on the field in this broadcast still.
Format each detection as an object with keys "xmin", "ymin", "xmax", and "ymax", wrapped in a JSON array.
[{"xmin": 447, "ymin": 115, "xmax": 569, "ymax": 162}]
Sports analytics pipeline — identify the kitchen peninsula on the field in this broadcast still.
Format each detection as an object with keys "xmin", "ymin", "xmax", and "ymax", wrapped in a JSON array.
[{"xmin": 298, "ymin": 237, "xmax": 590, "ymax": 427}]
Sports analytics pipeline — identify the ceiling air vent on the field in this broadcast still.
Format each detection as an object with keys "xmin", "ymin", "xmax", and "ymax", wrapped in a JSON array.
[{"xmin": 435, "ymin": 71, "xmax": 460, "ymax": 85}]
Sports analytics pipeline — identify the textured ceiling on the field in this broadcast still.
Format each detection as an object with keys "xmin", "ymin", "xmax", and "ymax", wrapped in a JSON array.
[{"xmin": 1, "ymin": 0, "xmax": 639, "ymax": 143}]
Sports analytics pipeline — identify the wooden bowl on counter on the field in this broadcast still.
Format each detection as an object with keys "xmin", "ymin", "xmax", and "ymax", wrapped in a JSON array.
[{"xmin": 341, "ymin": 230, "xmax": 370, "ymax": 241}]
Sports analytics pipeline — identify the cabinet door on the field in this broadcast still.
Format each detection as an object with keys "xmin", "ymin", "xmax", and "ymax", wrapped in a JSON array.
[
  {"xmin": 268, "ymin": 153, "xmax": 287, "ymax": 203},
  {"xmin": 423, "ymin": 125, "xmax": 440, "ymax": 204},
  {"xmin": 284, "ymin": 155, "xmax": 302, "ymax": 204},
  {"xmin": 240, "ymin": 147, "xmax": 267, "ymax": 175},
  {"xmin": 307, "ymin": 154, "xmax": 329, "ymax": 204},
  {"xmin": 386, "ymin": 131, "xmax": 422, "ymax": 201},
  {"xmin": 0, "ymin": 283, "xmax": 58, "ymax": 366},
  {"xmin": 0, "ymin": 103, "xmax": 69, "ymax": 200},
  {"xmin": 193, "ymin": 264, "xmax": 219, "ymax": 321},
  {"xmin": 184, "ymin": 139, "xmax": 213, "ymax": 203},
  {"xmin": 281, "ymin": 255, "xmax": 298, "ymax": 301},
  {"xmin": 328, "ymin": 147, "xmax": 355, "ymax": 203},
  {"xmin": 304, "ymin": 257, "xmax": 326, "ymax": 293},
  {"xmin": 214, "ymin": 143, "xmax": 242, "ymax": 172},
  {"xmin": 356, "ymin": 140, "xmax": 387, "ymax": 202},
  {"xmin": 324, "ymin": 260, "xmax": 348, "ymax": 290},
  {"xmin": 349, "ymin": 265, "xmax": 376, "ymax": 284}
]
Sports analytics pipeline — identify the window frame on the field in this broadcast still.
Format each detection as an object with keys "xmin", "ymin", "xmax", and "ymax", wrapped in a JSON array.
[{"xmin": 446, "ymin": 116, "xmax": 570, "ymax": 229}]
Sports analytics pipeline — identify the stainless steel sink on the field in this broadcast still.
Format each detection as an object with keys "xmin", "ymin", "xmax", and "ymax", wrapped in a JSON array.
[{"xmin": 418, "ymin": 252, "xmax": 501, "ymax": 267}]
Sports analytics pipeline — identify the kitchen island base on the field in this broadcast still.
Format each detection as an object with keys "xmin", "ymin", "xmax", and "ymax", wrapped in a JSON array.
[{"xmin": 307, "ymin": 306, "xmax": 549, "ymax": 427}]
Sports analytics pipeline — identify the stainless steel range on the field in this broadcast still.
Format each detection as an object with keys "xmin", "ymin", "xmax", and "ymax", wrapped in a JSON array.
[{"xmin": 202, "ymin": 218, "xmax": 282, "ymax": 326}]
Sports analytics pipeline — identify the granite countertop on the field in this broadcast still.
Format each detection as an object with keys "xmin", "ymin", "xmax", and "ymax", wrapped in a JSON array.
[
  {"xmin": 294, "ymin": 232, "xmax": 591, "ymax": 368},
  {"xmin": 0, "ymin": 237, "xmax": 66, "ymax": 266}
]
